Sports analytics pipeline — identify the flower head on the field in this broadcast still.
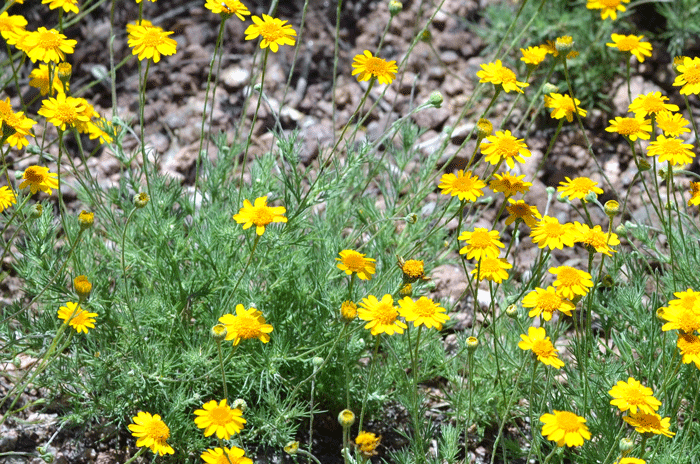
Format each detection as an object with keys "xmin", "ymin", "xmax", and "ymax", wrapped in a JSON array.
[
  {"xmin": 471, "ymin": 257, "xmax": 512, "ymax": 283},
  {"xmin": 505, "ymin": 199, "xmax": 542, "ymax": 228},
  {"xmin": 0, "ymin": 186, "xmax": 16, "ymax": 213},
  {"xmin": 398, "ymin": 258, "xmax": 426, "ymax": 282},
  {"xmin": 341, "ymin": 300, "xmax": 357, "ymax": 320},
  {"xmin": 127, "ymin": 23, "xmax": 177, "ymax": 62},
  {"xmin": 520, "ymin": 46, "xmax": 548, "ymax": 66},
  {"xmin": 244, "ymin": 14, "xmax": 296, "ymax": 53},
  {"xmin": 606, "ymin": 34, "xmax": 653, "ymax": 62},
  {"xmin": 609, "ymin": 377, "xmax": 661, "ymax": 415},
  {"xmin": 0, "ymin": 97, "xmax": 37, "ymax": 149},
  {"xmin": 201, "ymin": 447, "xmax": 252, "ymax": 464},
  {"xmin": 0, "ymin": 12, "xmax": 27, "ymax": 41},
  {"xmin": 19, "ymin": 166, "xmax": 59, "ymax": 195},
  {"xmin": 659, "ymin": 299, "xmax": 700, "ymax": 334},
  {"xmin": 336, "ymin": 249, "xmax": 376, "ymax": 280},
  {"xmin": 438, "ymin": 170, "xmax": 485, "ymax": 202},
  {"xmin": 42, "ymin": 0, "xmax": 79, "ymax": 14},
  {"xmin": 575, "ymin": 222, "xmax": 620, "ymax": 256},
  {"xmin": 530, "ymin": 216, "xmax": 577, "ymax": 250},
  {"xmin": 73, "ymin": 275, "xmax": 92, "ymax": 300},
  {"xmin": 557, "ymin": 176, "xmax": 603, "ymax": 202},
  {"xmin": 623, "ymin": 411, "xmax": 675, "ymax": 437},
  {"xmin": 677, "ymin": 332, "xmax": 700, "ymax": 369},
  {"xmin": 606, "ymin": 116, "xmax": 652, "ymax": 141},
  {"xmin": 128, "ymin": 411, "xmax": 174, "ymax": 455},
  {"xmin": 540, "ymin": 410, "xmax": 591, "ymax": 446},
  {"xmin": 544, "ymin": 93, "xmax": 586, "ymax": 122},
  {"xmin": 489, "ymin": 172, "xmax": 531, "ymax": 197},
  {"xmin": 352, "ymin": 50, "xmax": 398, "ymax": 85},
  {"xmin": 194, "ymin": 399, "xmax": 246, "ymax": 439},
  {"xmin": 398, "ymin": 296, "xmax": 449, "ymax": 330},
  {"xmin": 28, "ymin": 64, "xmax": 66, "ymax": 96},
  {"xmin": 219, "ymin": 304, "xmax": 274, "ymax": 345},
  {"xmin": 586, "ymin": 0, "xmax": 630, "ymax": 20},
  {"xmin": 689, "ymin": 182, "xmax": 700, "ymax": 207},
  {"xmin": 355, "ymin": 431, "xmax": 381, "ymax": 458},
  {"xmin": 518, "ymin": 326, "xmax": 564, "ymax": 368},
  {"xmin": 522, "ymin": 286, "xmax": 575, "ymax": 321},
  {"xmin": 57, "ymin": 302, "xmax": 97, "ymax": 334},
  {"xmin": 550, "ymin": 266, "xmax": 594, "ymax": 299},
  {"xmin": 22, "ymin": 27, "xmax": 76, "ymax": 63},
  {"xmin": 672, "ymin": 56, "xmax": 700, "ymax": 95},
  {"xmin": 357, "ymin": 294, "xmax": 407, "ymax": 336},
  {"xmin": 205, "ymin": 0, "xmax": 251, "ymax": 20},
  {"xmin": 656, "ymin": 111, "xmax": 690, "ymax": 137},
  {"xmin": 628, "ymin": 92, "xmax": 678, "ymax": 117},
  {"xmin": 477, "ymin": 60, "xmax": 528, "ymax": 93},
  {"xmin": 38, "ymin": 93, "xmax": 92, "ymax": 131},
  {"xmin": 480, "ymin": 130, "xmax": 531, "ymax": 169},
  {"xmin": 233, "ymin": 196, "xmax": 287, "ymax": 235},
  {"xmin": 646, "ymin": 135, "xmax": 695, "ymax": 166},
  {"xmin": 614, "ymin": 459, "xmax": 646, "ymax": 464},
  {"xmin": 458, "ymin": 228, "xmax": 504, "ymax": 260}
]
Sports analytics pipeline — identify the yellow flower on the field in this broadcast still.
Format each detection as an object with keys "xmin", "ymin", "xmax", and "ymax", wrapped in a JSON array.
[
  {"xmin": 336, "ymin": 249, "xmax": 376, "ymax": 280},
  {"xmin": 397, "ymin": 296, "xmax": 449, "ymax": 330},
  {"xmin": 606, "ymin": 116, "xmax": 652, "ymax": 141},
  {"xmin": 688, "ymin": 182, "xmax": 700, "ymax": 206},
  {"xmin": 398, "ymin": 258, "xmax": 425, "ymax": 282},
  {"xmin": 677, "ymin": 332, "xmax": 700, "ymax": 369},
  {"xmin": 42, "ymin": 0, "xmax": 79, "ymax": 14},
  {"xmin": 672, "ymin": 56, "xmax": 700, "ymax": 95},
  {"xmin": 614, "ymin": 459, "xmax": 646, "ymax": 464},
  {"xmin": 219, "ymin": 304, "xmax": 274, "ymax": 345},
  {"xmin": 128, "ymin": 411, "xmax": 175, "ymax": 455},
  {"xmin": 354, "ymin": 431, "xmax": 381, "ymax": 457},
  {"xmin": 244, "ymin": 14, "xmax": 296, "ymax": 53},
  {"xmin": 79, "ymin": 210, "xmax": 94, "ymax": 230},
  {"xmin": 520, "ymin": 46, "xmax": 548, "ymax": 66},
  {"xmin": 540, "ymin": 410, "xmax": 591, "ymax": 446},
  {"xmin": 606, "ymin": 34, "xmax": 653, "ymax": 62},
  {"xmin": 0, "ymin": 12, "xmax": 27, "ymax": 40},
  {"xmin": 0, "ymin": 97, "xmax": 37, "ymax": 149},
  {"xmin": 609, "ymin": 377, "xmax": 661, "ymax": 415},
  {"xmin": 28, "ymin": 64, "xmax": 66, "ymax": 96},
  {"xmin": 340, "ymin": 300, "xmax": 357, "ymax": 320},
  {"xmin": 522, "ymin": 286, "xmax": 575, "ymax": 321},
  {"xmin": 471, "ymin": 257, "xmax": 512, "ymax": 283},
  {"xmin": 438, "ymin": 170, "xmax": 486, "ymax": 202},
  {"xmin": 458, "ymin": 228, "xmax": 504, "ymax": 260},
  {"xmin": 586, "ymin": 0, "xmax": 630, "ymax": 20},
  {"xmin": 518, "ymin": 326, "xmax": 565, "ymax": 369},
  {"xmin": 233, "ymin": 196, "xmax": 287, "ymax": 235},
  {"xmin": 505, "ymin": 199, "xmax": 541, "ymax": 228},
  {"xmin": 557, "ymin": 176, "xmax": 603, "ymax": 202},
  {"xmin": 127, "ymin": 23, "xmax": 177, "ymax": 62},
  {"xmin": 646, "ymin": 135, "xmax": 695, "ymax": 166},
  {"xmin": 0, "ymin": 186, "xmax": 16, "ymax": 213},
  {"xmin": 656, "ymin": 110, "xmax": 690, "ymax": 137},
  {"xmin": 530, "ymin": 216, "xmax": 577, "ymax": 250},
  {"xmin": 357, "ymin": 294, "xmax": 407, "ymax": 336},
  {"xmin": 205, "ymin": 0, "xmax": 251, "ymax": 20},
  {"xmin": 574, "ymin": 222, "xmax": 620, "ymax": 256},
  {"xmin": 19, "ymin": 166, "xmax": 59, "ymax": 195},
  {"xmin": 352, "ymin": 50, "xmax": 398, "ymax": 85},
  {"xmin": 476, "ymin": 60, "xmax": 529, "ymax": 93},
  {"xmin": 660, "ymin": 304, "xmax": 700, "ymax": 334},
  {"xmin": 38, "ymin": 93, "xmax": 92, "ymax": 131},
  {"xmin": 623, "ymin": 411, "xmax": 675, "ymax": 437},
  {"xmin": 22, "ymin": 27, "xmax": 77, "ymax": 63},
  {"xmin": 544, "ymin": 93, "xmax": 586, "ymax": 122},
  {"xmin": 628, "ymin": 92, "xmax": 679, "ymax": 117},
  {"xmin": 489, "ymin": 172, "xmax": 531, "ymax": 197},
  {"xmin": 73, "ymin": 275, "xmax": 92, "ymax": 299},
  {"xmin": 480, "ymin": 130, "xmax": 531, "ymax": 169},
  {"xmin": 194, "ymin": 399, "xmax": 246, "ymax": 439},
  {"xmin": 550, "ymin": 266, "xmax": 594, "ymax": 299},
  {"xmin": 57, "ymin": 301, "xmax": 98, "ymax": 334},
  {"xmin": 201, "ymin": 447, "xmax": 252, "ymax": 464}
]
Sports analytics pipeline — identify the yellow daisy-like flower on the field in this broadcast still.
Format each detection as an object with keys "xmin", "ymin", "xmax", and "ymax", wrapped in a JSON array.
[
  {"xmin": 398, "ymin": 258, "xmax": 425, "ymax": 282},
  {"xmin": 458, "ymin": 228, "xmax": 504, "ymax": 260},
  {"xmin": 623, "ymin": 411, "xmax": 675, "ymax": 437},
  {"xmin": 18, "ymin": 166, "xmax": 59, "ymax": 195},
  {"xmin": 476, "ymin": 60, "xmax": 529, "ymax": 94},
  {"xmin": 128, "ymin": 411, "xmax": 175, "ymax": 456},
  {"xmin": 646, "ymin": 135, "xmax": 695, "ymax": 166},
  {"xmin": 522, "ymin": 286, "xmax": 575, "ymax": 321},
  {"xmin": 351, "ymin": 50, "xmax": 398, "ymax": 85},
  {"xmin": 609, "ymin": 377, "xmax": 661, "ymax": 415},
  {"xmin": 557, "ymin": 176, "xmax": 603, "ymax": 202},
  {"xmin": 0, "ymin": 12, "xmax": 27, "ymax": 40},
  {"xmin": 0, "ymin": 98, "xmax": 37, "ymax": 149},
  {"xmin": 233, "ymin": 196, "xmax": 287, "ymax": 235},
  {"xmin": 520, "ymin": 46, "xmax": 548, "ymax": 66},
  {"xmin": 126, "ymin": 19, "xmax": 154, "ymax": 35},
  {"xmin": 37, "ymin": 93, "xmax": 91, "ymax": 131},
  {"xmin": 127, "ymin": 23, "xmax": 177, "ymax": 62},
  {"xmin": 22, "ymin": 27, "xmax": 77, "ymax": 63},
  {"xmin": 480, "ymin": 130, "xmax": 531, "ymax": 169},
  {"xmin": 672, "ymin": 56, "xmax": 700, "ymax": 95},
  {"xmin": 201, "ymin": 447, "xmax": 253, "ymax": 464},
  {"xmin": 688, "ymin": 182, "xmax": 700, "ymax": 207},
  {"xmin": 194, "ymin": 399, "xmax": 246, "ymax": 439},
  {"xmin": 677, "ymin": 332, "xmax": 700, "ymax": 369},
  {"xmin": 540, "ymin": 410, "xmax": 591, "ymax": 446},
  {"xmin": 42, "ymin": 0, "xmax": 79, "ymax": 14},
  {"xmin": 57, "ymin": 301, "xmax": 97, "ymax": 334},
  {"xmin": 606, "ymin": 34, "xmax": 653, "ymax": 62},
  {"xmin": 544, "ymin": 93, "xmax": 586, "ymax": 122},
  {"xmin": 244, "ymin": 14, "xmax": 296, "ymax": 53},
  {"xmin": 614, "ymin": 459, "xmax": 646, "ymax": 464},
  {"xmin": 205, "ymin": 0, "xmax": 251, "ymax": 20},
  {"xmin": 518, "ymin": 326, "xmax": 565, "ymax": 368},
  {"xmin": 438, "ymin": 170, "xmax": 486, "ymax": 202},
  {"xmin": 355, "ymin": 431, "xmax": 381, "ymax": 457},
  {"xmin": 505, "ymin": 198, "xmax": 542, "ymax": 228},
  {"xmin": 574, "ymin": 222, "xmax": 620, "ymax": 256},
  {"xmin": 471, "ymin": 257, "xmax": 512, "ymax": 283},
  {"xmin": 357, "ymin": 294, "xmax": 407, "ymax": 336},
  {"xmin": 656, "ymin": 111, "xmax": 691, "ymax": 137},
  {"xmin": 489, "ymin": 172, "xmax": 531, "ymax": 197},
  {"xmin": 397, "ymin": 296, "xmax": 449, "ymax": 330},
  {"xmin": 340, "ymin": 300, "xmax": 357, "ymax": 320},
  {"xmin": 530, "ymin": 216, "xmax": 577, "ymax": 250},
  {"xmin": 0, "ymin": 186, "xmax": 16, "ymax": 213},
  {"xmin": 660, "ymin": 304, "xmax": 700, "ymax": 334},
  {"xmin": 550, "ymin": 266, "xmax": 594, "ymax": 300},
  {"xmin": 628, "ymin": 92, "xmax": 679, "ymax": 117},
  {"xmin": 586, "ymin": 0, "xmax": 630, "ymax": 20},
  {"xmin": 219, "ymin": 304, "xmax": 273, "ymax": 345},
  {"xmin": 28, "ymin": 64, "xmax": 66, "ymax": 96},
  {"xmin": 336, "ymin": 249, "xmax": 376, "ymax": 281},
  {"xmin": 73, "ymin": 275, "xmax": 92, "ymax": 299},
  {"xmin": 606, "ymin": 116, "xmax": 652, "ymax": 141}
]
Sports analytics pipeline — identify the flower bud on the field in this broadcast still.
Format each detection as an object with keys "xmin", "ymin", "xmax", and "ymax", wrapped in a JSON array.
[
  {"xmin": 604, "ymin": 200, "xmax": 619, "ymax": 217},
  {"xmin": 406, "ymin": 213, "xmax": 418, "ymax": 224},
  {"xmin": 338, "ymin": 409, "xmax": 355, "ymax": 427},
  {"xmin": 476, "ymin": 118, "xmax": 493, "ymax": 139},
  {"xmin": 419, "ymin": 29, "xmax": 432, "ymax": 43},
  {"xmin": 30, "ymin": 203, "xmax": 43, "ymax": 219},
  {"xmin": 232, "ymin": 398, "xmax": 247, "ymax": 413},
  {"xmin": 73, "ymin": 275, "xmax": 92, "ymax": 300},
  {"xmin": 78, "ymin": 210, "xmax": 94, "ymax": 230},
  {"xmin": 505, "ymin": 304, "xmax": 518, "ymax": 318},
  {"xmin": 619, "ymin": 437, "xmax": 634, "ymax": 453},
  {"xmin": 637, "ymin": 159, "xmax": 651, "ymax": 171},
  {"xmin": 584, "ymin": 191, "xmax": 598, "ymax": 203},
  {"xmin": 615, "ymin": 224, "xmax": 627, "ymax": 237},
  {"xmin": 57, "ymin": 62, "xmax": 72, "ymax": 84},
  {"xmin": 341, "ymin": 300, "xmax": 357, "ymax": 320},
  {"xmin": 312, "ymin": 356, "xmax": 324, "ymax": 368},
  {"xmin": 399, "ymin": 282, "xmax": 413, "ymax": 296},
  {"xmin": 656, "ymin": 307, "xmax": 666, "ymax": 322},
  {"xmin": 428, "ymin": 91, "xmax": 443, "ymax": 108},
  {"xmin": 388, "ymin": 0, "xmax": 403, "ymax": 16},
  {"xmin": 542, "ymin": 83, "xmax": 559, "ymax": 95},
  {"xmin": 467, "ymin": 336, "xmax": 479, "ymax": 352},
  {"xmin": 211, "ymin": 324, "xmax": 227, "ymax": 342},
  {"xmin": 284, "ymin": 441, "xmax": 299, "ymax": 455},
  {"xmin": 555, "ymin": 36, "xmax": 574, "ymax": 54},
  {"xmin": 133, "ymin": 192, "xmax": 150, "ymax": 208}
]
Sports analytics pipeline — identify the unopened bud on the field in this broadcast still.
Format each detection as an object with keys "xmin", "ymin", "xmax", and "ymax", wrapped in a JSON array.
[
  {"xmin": 505, "ymin": 305, "xmax": 518, "ymax": 318},
  {"xmin": 211, "ymin": 324, "xmax": 227, "ymax": 342},
  {"xmin": 388, "ymin": 0, "xmax": 403, "ymax": 16},
  {"xmin": 78, "ymin": 210, "xmax": 94, "ymax": 230},
  {"xmin": 604, "ymin": 200, "xmax": 619, "ymax": 217},
  {"xmin": 428, "ymin": 91, "xmax": 443, "ymax": 108},
  {"xmin": 338, "ymin": 409, "xmax": 355, "ymax": 427},
  {"xmin": 467, "ymin": 336, "xmax": 479, "ymax": 352},
  {"xmin": 232, "ymin": 398, "xmax": 247, "ymax": 413},
  {"xmin": 133, "ymin": 192, "xmax": 150, "ymax": 208}
]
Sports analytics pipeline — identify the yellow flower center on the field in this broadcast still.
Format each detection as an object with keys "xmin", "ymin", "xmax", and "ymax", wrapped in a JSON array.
[
  {"xmin": 402, "ymin": 260, "xmax": 424, "ymax": 278},
  {"xmin": 374, "ymin": 301, "xmax": 398, "ymax": 324},
  {"xmin": 569, "ymin": 178, "xmax": 595, "ymax": 192},
  {"xmin": 683, "ymin": 64, "xmax": 700, "ymax": 84},
  {"xmin": 493, "ymin": 138, "xmax": 519, "ymax": 157},
  {"xmin": 145, "ymin": 417, "xmax": 170, "ymax": 441},
  {"xmin": 259, "ymin": 22, "xmax": 285, "ymax": 43},
  {"xmin": 658, "ymin": 138, "xmax": 684, "ymax": 154},
  {"xmin": 542, "ymin": 222, "xmax": 566, "ymax": 237},
  {"xmin": 600, "ymin": 0, "xmax": 622, "ymax": 6},
  {"xmin": 616, "ymin": 118, "xmax": 641, "ymax": 135},
  {"xmin": 495, "ymin": 67, "xmax": 516, "ymax": 84},
  {"xmin": 615, "ymin": 37, "xmax": 639, "ymax": 51},
  {"xmin": 531, "ymin": 339, "xmax": 555, "ymax": 357},
  {"xmin": 413, "ymin": 299, "xmax": 436, "ymax": 317},
  {"xmin": 24, "ymin": 167, "xmax": 46, "ymax": 183},
  {"xmin": 537, "ymin": 292, "xmax": 562, "ymax": 311},
  {"xmin": 37, "ymin": 30, "xmax": 61, "ymax": 50},
  {"xmin": 678, "ymin": 334, "xmax": 700, "ymax": 354},
  {"xmin": 557, "ymin": 268, "xmax": 581, "ymax": 286},
  {"xmin": 208, "ymin": 405, "xmax": 233, "ymax": 425},
  {"xmin": 362, "ymin": 57, "xmax": 390, "ymax": 76},
  {"xmin": 54, "ymin": 102, "xmax": 78, "ymax": 123},
  {"xmin": 251, "ymin": 206, "xmax": 274, "ymax": 226},
  {"xmin": 581, "ymin": 231, "xmax": 607, "ymax": 249},
  {"xmin": 344, "ymin": 254, "xmax": 366, "ymax": 272},
  {"xmin": 620, "ymin": 386, "xmax": 646, "ymax": 404},
  {"xmin": 509, "ymin": 203, "xmax": 530, "ymax": 218},
  {"xmin": 234, "ymin": 315, "xmax": 262, "ymax": 339},
  {"xmin": 554, "ymin": 411, "xmax": 582, "ymax": 432},
  {"xmin": 470, "ymin": 230, "xmax": 494, "ymax": 248},
  {"xmin": 452, "ymin": 175, "xmax": 477, "ymax": 192},
  {"xmin": 480, "ymin": 259, "xmax": 501, "ymax": 273},
  {"xmin": 143, "ymin": 29, "xmax": 167, "ymax": 47}
]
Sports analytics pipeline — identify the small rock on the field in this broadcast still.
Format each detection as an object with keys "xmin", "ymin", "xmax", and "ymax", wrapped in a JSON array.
[{"xmin": 222, "ymin": 66, "xmax": 250, "ymax": 89}]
